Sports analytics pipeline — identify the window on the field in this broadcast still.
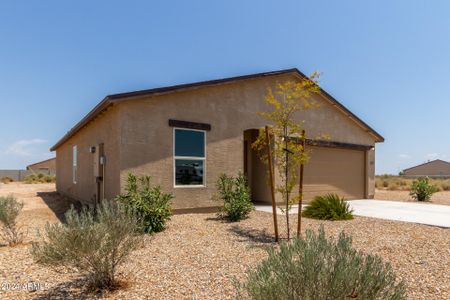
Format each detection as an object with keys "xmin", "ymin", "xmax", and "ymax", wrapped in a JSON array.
[
  {"xmin": 174, "ymin": 128, "xmax": 205, "ymax": 187},
  {"xmin": 73, "ymin": 145, "xmax": 77, "ymax": 184}
]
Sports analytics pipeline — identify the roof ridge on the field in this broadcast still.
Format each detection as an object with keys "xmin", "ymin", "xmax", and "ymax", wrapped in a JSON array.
[
  {"xmin": 50, "ymin": 68, "xmax": 384, "ymax": 151},
  {"xmin": 403, "ymin": 159, "xmax": 450, "ymax": 172},
  {"xmin": 27, "ymin": 157, "xmax": 56, "ymax": 167}
]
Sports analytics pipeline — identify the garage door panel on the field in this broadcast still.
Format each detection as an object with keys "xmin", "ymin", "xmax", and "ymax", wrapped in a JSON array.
[{"xmin": 302, "ymin": 146, "xmax": 365, "ymax": 201}]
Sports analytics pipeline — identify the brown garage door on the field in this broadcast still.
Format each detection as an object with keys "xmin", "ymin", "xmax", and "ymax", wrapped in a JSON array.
[{"xmin": 303, "ymin": 146, "xmax": 365, "ymax": 201}]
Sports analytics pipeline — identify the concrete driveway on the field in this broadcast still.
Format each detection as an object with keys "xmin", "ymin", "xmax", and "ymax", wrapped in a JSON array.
[
  {"xmin": 347, "ymin": 200, "xmax": 450, "ymax": 228},
  {"xmin": 255, "ymin": 200, "xmax": 450, "ymax": 228}
]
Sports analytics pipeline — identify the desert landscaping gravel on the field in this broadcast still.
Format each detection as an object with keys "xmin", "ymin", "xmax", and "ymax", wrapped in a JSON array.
[{"xmin": 0, "ymin": 183, "xmax": 449, "ymax": 299}]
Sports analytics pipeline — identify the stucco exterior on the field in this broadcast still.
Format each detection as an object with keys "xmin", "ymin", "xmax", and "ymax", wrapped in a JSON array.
[
  {"xmin": 403, "ymin": 159, "xmax": 450, "ymax": 178},
  {"xmin": 27, "ymin": 157, "xmax": 56, "ymax": 174},
  {"xmin": 52, "ymin": 69, "xmax": 382, "ymax": 210},
  {"xmin": 55, "ymin": 106, "xmax": 121, "ymax": 203}
]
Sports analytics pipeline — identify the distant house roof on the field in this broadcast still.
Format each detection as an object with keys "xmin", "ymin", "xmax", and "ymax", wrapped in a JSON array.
[
  {"xmin": 403, "ymin": 159, "xmax": 450, "ymax": 172},
  {"xmin": 50, "ymin": 68, "xmax": 385, "ymax": 151},
  {"xmin": 26, "ymin": 157, "xmax": 56, "ymax": 170}
]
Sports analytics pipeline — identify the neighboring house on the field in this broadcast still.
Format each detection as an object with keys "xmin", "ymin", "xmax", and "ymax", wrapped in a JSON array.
[
  {"xmin": 50, "ymin": 68, "xmax": 384, "ymax": 212},
  {"xmin": 26, "ymin": 157, "xmax": 56, "ymax": 175},
  {"xmin": 402, "ymin": 159, "xmax": 450, "ymax": 178}
]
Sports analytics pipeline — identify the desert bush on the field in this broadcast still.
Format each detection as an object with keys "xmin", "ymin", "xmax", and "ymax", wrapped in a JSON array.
[
  {"xmin": 24, "ymin": 173, "xmax": 56, "ymax": 184},
  {"xmin": 214, "ymin": 173, "xmax": 254, "ymax": 222},
  {"xmin": 237, "ymin": 227, "xmax": 406, "ymax": 300},
  {"xmin": 116, "ymin": 173, "xmax": 173, "ymax": 233},
  {"xmin": 376, "ymin": 175, "xmax": 413, "ymax": 191},
  {"xmin": 439, "ymin": 182, "xmax": 450, "ymax": 191},
  {"xmin": 31, "ymin": 200, "xmax": 140, "ymax": 289},
  {"xmin": 0, "ymin": 195, "xmax": 24, "ymax": 246},
  {"xmin": 376, "ymin": 176, "xmax": 450, "ymax": 192},
  {"xmin": 410, "ymin": 177, "xmax": 438, "ymax": 201},
  {"xmin": 1, "ymin": 177, "xmax": 13, "ymax": 184},
  {"xmin": 387, "ymin": 182, "xmax": 398, "ymax": 191},
  {"xmin": 302, "ymin": 194, "xmax": 353, "ymax": 221}
]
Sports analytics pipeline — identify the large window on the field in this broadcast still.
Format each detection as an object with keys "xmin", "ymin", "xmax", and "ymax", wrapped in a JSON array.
[
  {"xmin": 174, "ymin": 128, "xmax": 205, "ymax": 187},
  {"xmin": 72, "ymin": 145, "xmax": 77, "ymax": 184}
]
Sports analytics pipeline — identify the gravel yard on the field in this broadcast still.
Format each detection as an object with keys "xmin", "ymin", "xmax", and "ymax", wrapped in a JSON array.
[
  {"xmin": 0, "ymin": 183, "xmax": 449, "ymax": 299},
  {"xmin": 375, "ymin": 189, "xmax": 450, "ymax": 206}
]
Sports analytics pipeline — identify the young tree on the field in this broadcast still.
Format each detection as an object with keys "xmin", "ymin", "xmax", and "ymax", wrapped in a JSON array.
[{"xmin": 252, "ymin": 73, "xmax": 321, "ymax": 240}]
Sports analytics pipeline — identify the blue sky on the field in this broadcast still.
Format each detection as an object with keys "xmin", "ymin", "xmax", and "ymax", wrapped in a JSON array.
[{"xmin": 1, "ymin": 1, "xmax": 450, "ymax": 174}]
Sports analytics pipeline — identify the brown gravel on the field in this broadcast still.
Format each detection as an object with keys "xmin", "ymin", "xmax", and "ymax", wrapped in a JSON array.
[
  {"xmin": 0, "ymin": 183, "xmax": 449, "ymax": 299},
  {"xmin": 375, "ymin": 189, "xmax": 450, "ymax": 206}
]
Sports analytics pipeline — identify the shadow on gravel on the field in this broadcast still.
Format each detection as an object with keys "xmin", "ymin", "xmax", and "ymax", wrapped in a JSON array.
[
  {"xmin": 32, "ymin": 277, "xmax": 102, "ymax": 300},
  {"xmin": 36, "ymin": 192, "xmax": 80, "ymax": 223},
  {"xmin": 205, "ymin": 215, "xmax": 227, "ymax": 222},
  {"xmin": 228, "ymin": 225, "xmax": 276, "ymax": 247}
]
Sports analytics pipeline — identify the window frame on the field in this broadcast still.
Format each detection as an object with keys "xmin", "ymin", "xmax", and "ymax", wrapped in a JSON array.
[
  {"xmin": 173, "ymin": 127, "xmax": 206, "ymax": 188},
  {"xmin": 72, "ymin": 145, "xmax": 77, "ymax": 184}
]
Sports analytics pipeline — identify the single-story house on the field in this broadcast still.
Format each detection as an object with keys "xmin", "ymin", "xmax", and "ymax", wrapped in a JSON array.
[
  {"xmin": 50, "ymin": 68, "xmax": 384, "ymax": 212},
  {"xmin": 26, "ymin": 157, "xmax": 56, "ymax": 175},
  {"xmin": 402, "ymin": 159, "xmax": 450, "ymax": 178}
]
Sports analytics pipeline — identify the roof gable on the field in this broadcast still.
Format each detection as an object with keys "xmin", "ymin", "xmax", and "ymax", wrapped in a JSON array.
[
  {"xmin": 403, "ymin": 159, "xmax": 450, "ymax": 172},
  {"xmin": 50, "ymin": 68, "xmax": 384, "ymax": 151},
  {"xmin": 26, "ymin": 157, "xmax": 56, "ymax": 168}
]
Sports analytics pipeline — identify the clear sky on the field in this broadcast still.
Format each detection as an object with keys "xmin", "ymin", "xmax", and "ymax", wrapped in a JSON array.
[{"xmin": 1, "ymin": 1, "xmax": 450, "ymax": 174}]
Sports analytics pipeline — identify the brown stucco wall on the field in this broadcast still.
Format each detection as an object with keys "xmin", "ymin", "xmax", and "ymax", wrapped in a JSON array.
[
  {"xmin": 403, "ymin": 160, "xmax": 450, "ymax": 177},
  {"xmin": 55, "ymin": 106, "xmax": 121, "ymax": 204},
  {"xmin": 27, "ymin": 158, "xmax": 56, "ymax": 174},
  {"xmin": 53, "ymin": 72, "xmax": 379, "ymax": 208},
  {"xmin": 366, "ymin": 148, "xmax": 376, "ymax": 198},
  {"xmin": 117, "ymin": 73, "xmax": 377, "ymax": 209}
]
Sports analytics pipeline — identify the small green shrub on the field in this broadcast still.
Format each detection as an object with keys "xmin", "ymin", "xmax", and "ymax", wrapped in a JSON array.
[
  {"xmin": 214, "ymin": 173, "xmax": 254, "ymax": 222},
  {"xmin": 1, "ymin": 177, "xmax": 13, "ymax": 184},
  {"xmin": 302, "ymin": 194, "xmax": 353, "ymax": 221},
  {"xmin": 24, "ymin": 173, "xmax": 56, "ymax": 184},
  {"xmin": 0, "ymin": 195, "xmax": 24, "ymax": 246},
  {"xmin": 410, "ymin": 177, "xmax": 438, "ymax": 201},
  {"xmin": 31, "ymin": 200, "xmax": 140, "ymax": 289},
  {"xmin": 237, "ymin": 227, "xmax": 406, "ymax": 300},
  {"xmin": 116, "ymin": 174, "xmax": 173, "ymax": 233}
]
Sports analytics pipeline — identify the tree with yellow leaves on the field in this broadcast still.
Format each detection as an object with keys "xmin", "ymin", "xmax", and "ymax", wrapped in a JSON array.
[{"xmin": 252, "ymin": 72, "xmax": 321, "ymax": 240}]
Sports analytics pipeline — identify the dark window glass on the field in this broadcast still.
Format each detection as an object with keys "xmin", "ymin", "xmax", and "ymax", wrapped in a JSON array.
[
  {"xmin": 174, "ymin": 129, "xmax": 205, "ymax": 157},
  {"xmin": 175, "ymin": 159, "xmax": 204, "ymax": 185}
]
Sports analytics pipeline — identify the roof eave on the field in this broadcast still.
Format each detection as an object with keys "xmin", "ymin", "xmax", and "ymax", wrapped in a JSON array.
[
  {"xmin": 50, "ymin": 68, "xmax": 385, "ymax": 151},
  {"xmin": 290, "ymin": 69, "xmax": 385, "ymax": 143},
  {"xmin": 50, "ymin": 97, "xmax": 112, "ymax": 151}
]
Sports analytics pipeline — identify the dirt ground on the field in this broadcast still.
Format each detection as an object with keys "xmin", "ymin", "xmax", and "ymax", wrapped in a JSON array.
[
  {"xmin": 375, "ymin": 189, "xmax": 450, "ymax": 205},
  {"xmin": 0, "ymin": 183, "xmax": 449, "ymax": 299},
  {"xmin": 0, "ymin": 183, "xmax": 73, "ymax": 233}
]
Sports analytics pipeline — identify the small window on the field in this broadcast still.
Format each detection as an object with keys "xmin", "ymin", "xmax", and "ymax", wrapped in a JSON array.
[
  {"xmin": 174, "ymin": 129, "xmax": 205, "ymax": 187},
  {"xmin": 73, "ymin": 145, "xmax": 77, "ymax": 184}
]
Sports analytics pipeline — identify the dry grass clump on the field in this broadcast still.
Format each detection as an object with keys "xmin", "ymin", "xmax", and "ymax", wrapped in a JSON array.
[
  {"xmin": 24, "ymin": 173, "xmax": 56, "ymax": 184},
  {"xmin": 1, "ymin": 176, "xmax": 14, "ymax": 184},
  {"xmin": 375, "ymin": 175, "xmax": 450, "ymax": 191}
]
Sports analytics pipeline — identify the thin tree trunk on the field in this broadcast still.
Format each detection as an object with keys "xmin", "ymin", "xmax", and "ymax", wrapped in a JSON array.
[
  {"xmin": 284, "ymin": 125, "xmax": 290, "ymax": 240},
  {"xmin": 265, "ymin": 126, "xmax": 279, "ymax": 242},
  {"xmin": 297, "ymin": 130, "xmax": 306, "ymax": 238}
]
